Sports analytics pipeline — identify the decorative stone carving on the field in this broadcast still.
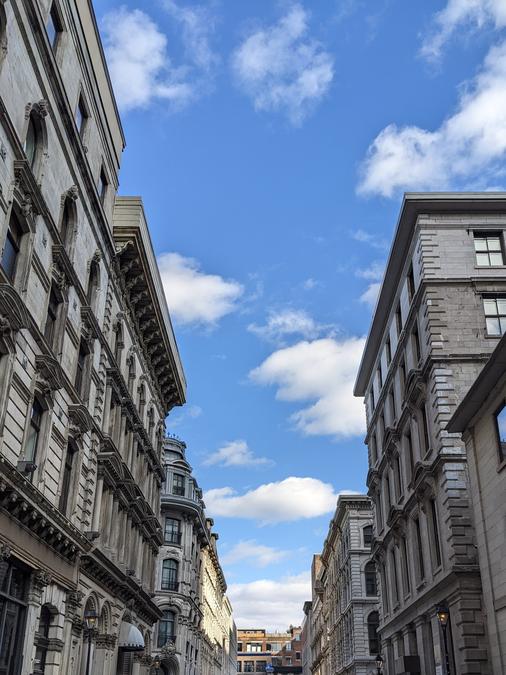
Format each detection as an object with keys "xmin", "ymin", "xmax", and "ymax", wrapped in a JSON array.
[
  {"xmin": 0, "ymin": 542, "xmax": 11, "ymax": 561},
  {"xmin": 68, "ymin": 404, "xmax": 93, "ymax": 440},
  {"xmin": 160, "ymin": 641, "xmax": 177, "ymax": 656},
  {"xmin": 35, "ymin": 354, "xmax": 65, "ymax": 392},
  {"xmin": 66, "ymin": 185, "xmax": 79, "ymax": 201}
]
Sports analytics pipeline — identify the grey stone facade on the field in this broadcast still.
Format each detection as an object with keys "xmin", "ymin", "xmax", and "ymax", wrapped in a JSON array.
[
  {"xmin": 153, "ymin": 436, "xmax": 237, "ymax": 675},
  {"xmin": 447, "ymin": 333, "xmax": 506, "ymax": 674},
  {"xmin": 354, "ymin": 193, "xmax": 506, "ymax": 675},
  {"xmin": 310, "ymin": 495, "xmax": 379, "ymax": 675},
  {"xmin": 0, "ymin": 1, "xmax": 186, "ymax": 674}
]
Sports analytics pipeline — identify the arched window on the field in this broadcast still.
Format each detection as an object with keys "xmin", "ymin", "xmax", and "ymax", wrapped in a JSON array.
[
  {"xmin": 24, "ymin": 114, "xmax": 38, "ymax": 168},
  {"xmin": 158, "ymin": 609, "xmax": 176, "ymax": 647},
  {"xmin": 365, "ymin": 562, "xmax": 377, "ymax": 596},
  {"xmin": 367, "ymin": 611, "xmax": 380, "ymax": 655},
  {"xmin": 87, "ymin": 259, "xmax": 99, "ymax": 310},
  {"xmin": 161, "ymin": 559, "xmax": 178, "ymax": 591},
  {"xmin": 60, "ymin": 197, "xmax": 75, "ymax": 249},
  {"xmin": 1, "ymin": 210, "xmax": 24, "ymax": 282},
  {"xmin": 58, "ymin": 439, "xmax": 78, "ymax": 515},
  {"xmin": 363, "ymin": 525, "xmax": 373, "ymax": 547},
  {"xmin": 34, "ymin": 605, "xmax": 54, "ymax": 674}
]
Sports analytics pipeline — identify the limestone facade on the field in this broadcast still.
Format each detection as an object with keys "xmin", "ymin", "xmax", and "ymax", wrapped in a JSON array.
[
  {"xmin": 152, "ymin": 436, "xmax": 236, "ymax": 675},
  {"xmin": 310, "ymin": 495, "xmax": 379, "ymax": 675},
  {"xmin": 0, "ymin": 1, "xmax": 186, "ymax": 674},
  {"xmin": 447, "ymin": 333, "xmax": 506, "ymax": 674},
  {"xmin": 354, "ymin": 193, "xmax": 506, "ymax": 675}
]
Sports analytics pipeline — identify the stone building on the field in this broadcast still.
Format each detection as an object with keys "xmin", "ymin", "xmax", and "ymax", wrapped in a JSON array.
[
  {"xmin": 152, "ymin": 436, "xmax": 236, "ymax": 675},
  {"xmin": 447, "ymin": 332, "xmax": 506, "ymax": 674},
  {"xmin": 309, "ymin": 557, "xmax": 327, "ymax": 675},
  {"xmin": 200, "ymin": 526, "xmax": 237, "ymax": 675},
  {"xmin": 301, "ymin": 602, "xmax": 313, "ymax": 675},
  {"xmin": 0, "ymin": 1, "xmax": 185, "ymax": 674},
  {"xmin": 353, "ymin": 192, "xmax": 506, "ymax": 674},
  {"xmin": 311, "ymin": 495, "xmax": 379, "ymax": 675}
]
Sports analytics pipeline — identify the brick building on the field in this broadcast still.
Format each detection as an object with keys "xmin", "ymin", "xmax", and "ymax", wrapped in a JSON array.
[{"xmin": 237, "ymin": 627, "xmax": 302, "ymax": 674}]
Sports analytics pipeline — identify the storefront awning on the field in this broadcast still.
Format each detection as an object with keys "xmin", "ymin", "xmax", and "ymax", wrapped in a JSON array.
[{"xmin": 118, "ymin": 622, "xmax": 145, "ymax": 652}]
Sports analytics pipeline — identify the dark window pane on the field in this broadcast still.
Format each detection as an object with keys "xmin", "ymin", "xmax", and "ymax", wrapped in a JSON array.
[
  {"xmin": 495, "ymin": 404, "xmax": 506, "ymax": 461},
  {"xmin": 24, "ymin": 117, "xmax": 37, "ymax": 168}
]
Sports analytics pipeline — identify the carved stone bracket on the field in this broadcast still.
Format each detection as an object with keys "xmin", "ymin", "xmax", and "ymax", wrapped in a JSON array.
[
  {"xmin": 68, "ymin": 404, "xmax": 93, "ymax": 440},
  {"xmin": 35, "ymin": 354, "xmax": 65, "ymax": 392},
  {"xmin": 0, "ymin": 542, "xmax": 12, "ymax": 561}
]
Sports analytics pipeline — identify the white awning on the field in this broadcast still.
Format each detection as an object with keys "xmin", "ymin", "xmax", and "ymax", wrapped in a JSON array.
[{"xmin": 118, "ymin": 621, "xmax": 145, "ymax": 652}]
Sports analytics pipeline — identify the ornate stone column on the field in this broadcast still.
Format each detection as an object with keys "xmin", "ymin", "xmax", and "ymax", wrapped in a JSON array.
[
  {"xmin": 91, "ymin": 473, "xmax": 104, "ymax": 532},
  {"xmin": 62, "ymin": 590, "xmax": 84, "ymax": 675},
  {"xmin": 21, "ymin": 569, "xmax": 52, "ymax": 675}
]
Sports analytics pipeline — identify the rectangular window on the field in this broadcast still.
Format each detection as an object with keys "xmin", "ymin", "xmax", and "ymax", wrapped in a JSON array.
[
  {"xmin": 74, "ymin": 340, "xmax": 87, "ymax": 398},
  {"xmin": 483, "ymin": 297, "xmax": 506, "ymax": 336},
  {"xmin": 376, "ymin": 492, "xmax": 383, "ymax": 532},
  {"xmin": 430, "ymin": 500, "xmax": 442, "ymax": 567},
  {"xmin": 394, "ymin": 455, "xmax": 403, "ymax": 500},
  {"xmin": 363, "ymin": 525, "xmax": 373, "ymax": 547},
  {"xmin": 494, "ymin": 402, "xmax": 506, "ymax": 462},
  {"xmin": 256, "ymin": 662, "xmax": 267, "ymax": 672},
  {"xmin": 44, "ymin": 288, "xmax": 60, "ymax": 349},
  {"xmin": 420, "ymin": 405, "xmax": 431, "ymax": 455},
  {"xmin": 389, "ymin": 388, "xmax": 396, "ymax": 424},
  {"xmin": 164, "ymin": 517, "xmax": 181, "ymax": 544},
  {"xmin": 401, "ymin": 536, "xmax": 411, "ymax": 594},
  {"xmin": 246, "ymin": 644, "xmax": 262, "ymax": 653},
  {"xmin": 381, "ymin": 563, "xmax": 389, "ymax": 612},
  {"xmin": 385, "ymin": 336, "xmax": 392, "ymax": 366},
  {"xmin": 98, "ymin": 166, "xmax": 108, "ymax": 204},
  {"xmin": 377, "ymin": 365, "xmax": 383, "ymax": 390},
  {"xmin": 370, "ymin": 434, "xmax": 377, "ymax": 464},
  {"xmin": 414, "ymin": 517, "xmax": 425, "ymax": 581},
  {"xmin": 395, "ymin": 303, "xmax": 402, "ymax": 337},
  {"xmin": 59, "ymin": 442, "xmax": 77, "ymax": 515},
  {"xmin": 399, "ymin": 359, "xmax": 406, "ymax": 398},
  {"xmin": 412, "ymin": 324, "xmax": 421, "ymax": 364},
  {"xmin": 405, "ymin": 428, "xmax": 414, "ymax": 477},
  {"xmin": 244, "ymin": 662, "xmax": 254, "ymax": 673},
  {"xmin": 173, "ymin": 473, "xmax": 185, "ymax": 496},
  {"xmin": 385, "ymin": 474, "xmax": 391, "ymax": 511},
  {"xmin": 2, "ymin": 212, "xmax": 23, "ymax": 282},
  {"xmin": 391, "ymin": 549, "xmax": 399, "ymax": 604},
  {"xmin": 474, "ymin": 232, "xmax": 505, "ymax": 266},
  {"xmin": 46, "ymin": 3, "xmax": 62, "ymax": 50},
  {"xmin": 75, "ymin": 94, "xmax": 88, "ymax": 137},
  {"xmin": 407, "ymin": 265, "xmax": 415, "ymax": 302}
]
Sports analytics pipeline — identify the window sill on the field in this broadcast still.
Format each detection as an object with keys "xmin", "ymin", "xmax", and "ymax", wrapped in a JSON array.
[{"xmin": 474, "ymin": 265, "xmax": 506, "ymax": 270}]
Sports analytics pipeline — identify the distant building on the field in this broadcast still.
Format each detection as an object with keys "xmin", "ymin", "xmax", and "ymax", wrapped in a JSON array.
[
  {"xmin": 353, "ymin": 193, "xmax": 506, "ymax": 674},
  {"xmin": 310, "ymin": 495, "xmax": 379, "ymax": 675},
  {"xmin": 448, "ymin": 332, "xmax": 506, "ymax": 674},
  {"xmin": 309, "ymin": 557, "xmax": 327, "ymax": 675},
  {"xmin": 153, "ymin": 437, "xmax": 236, "ymax": 675},
  {"xmin": 301, "ymin": 602, "xmax": 312, "ymax": 675},
  {"xmin": 237, "ymin": 627, "xmax": 302, "ymax": 674}
]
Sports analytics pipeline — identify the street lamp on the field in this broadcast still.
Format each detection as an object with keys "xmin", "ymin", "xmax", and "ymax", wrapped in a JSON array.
[
  {"xmin": 437, "ymin": 604, "xmax": 451, "ymax": 675},
  {"xmin": 83, "ymin": 608, "xmax": 98, "ymax": 675},
  {"xmin": 375, "ymin": 654, "xmax": 383, "ymax": 675}
]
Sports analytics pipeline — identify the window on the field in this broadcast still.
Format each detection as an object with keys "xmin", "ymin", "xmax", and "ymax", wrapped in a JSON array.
[
  {"xmin": 365, "ymin": 562, "xmax": 377, "ymax": 596},
  {"xmin": 407, "ymin": 265, "xmax": 415, "ymax": 302},
  {"xmin": 405, "ymin": 428, "xmax": 414, "ymax": 477},
  {"xmin": 173, "ymin": 473, "xmax": 185, "ymax": 496},
  {"xmin": 25, "ymin": 398, "xmax": 44, "ymax": 464},
  {"xmin": 412, "ymin": 324, "xmax": 421, "ymax": 364},
  {"xmin": 87, "ymin": 260, "xmax": 99, "ymax": 309},
  {"xmin": 391, "ymin": 549, "xmax": 399, "ymax": 604},
  {"xmin": 377, "ymin": 365, "xmax": 383, "ymax": 390},
  {"xmin": 98, "ymin": 166, "xmax": 108, "ymax": 204},
  {"xmin": 474, "ymin": 232, "xmax": 504, "ymax": 266},
  {"xmin": 394, "ymin": 455, "xmax": 403, "ymax": 500},
  {"xmin": 376, "ymin": 492, "xmax": 383, "ymax": 532},
  {"xmin": 2, "ymin": 211, "xmax": 23, "ymax": 282},
  {"xmin": 75, "ymin": 94, "xmax": 88, "ymax": 137},
  {"xmin": 385, "ymin": 474, "xmax": 391, "ymax": 511},
  {"xmin": 370, "ymin": 434, "xmax": 377, "ymax": 464},
  {"xmin": 381, "ymin": 564, "xmax": 389, "ymax": 613},
  {"xmin": 399, "ymin": 359, "xmax": 406, "ymax": 397},
  {"xmin": 237, "ymin": 643, "xmax": 243, "ymax": 652},
  {"xmin": 430, "ymin": 499, "xmax": 442, "ymax": 568},
  {"xmin": 401, "ymin": 536, "xmax": 411, "ymax": 595},
  {"xmin": 414, "ymin": 517, "xmax": 425, "ymax": 581},
  {"xmin": 0, "ymin": 559, "xmax": 28, "ymax": 675},
  {"xmin": 244, "ymin": 662, "xmax": 254, "ymax": 673},
  {"xmin": 367, "ymin": 612, "xmax": 380, "ymax": 655},
  {"xmin": 46, "ymin": 3, "xmax": 62, "ymax": 50},
  {"xmin": 24, "ymin": 114, "xmax": 38, "ymax": 168},
  {"xmin": 164, "ymin": 518, "xmax": 181, "ymax": 545},
  {"xmin": 34, "ymin": 605, "xmax": 52, "ymax": 674},
  {"xmin": 385, "ymin": 337, "xmax": 391, "ymax": 366},
  {"xmin": 114, "ymin": 322, "xmax": 123, "ymax": 363},
  {"xmin": 161, "ymin": 559, "xmax": 178, "ymax": 591},
  {"xmin": 44, "ymin": 288, "xmax": 60, "ymax": 350},
  {"xmin": 494, "ymin": 402, "xmax": 506, "ymax": 462},
  {"xmin": 389, "ymin": 388, "xmax": 396, "ymax": 424},
  {"xmin": 370, "ymin": 387, "xmax": 375, "ymax": 413},
  {"xmin": 246, "ymin": 643, "xmax": 262, "ymax": 653},
  {"xmin": 74, "ymin": 340, "xmax": 88, "ymax": 398},
  {"xmin": 158, "ymin": 609, "xmax": 175, "ymax": 647},
  {"xmin": 296, "ymin": 652, "xmax": 301, "ymax": 660},
  {"xmin": 420, "ymin": 404, "xmax": 431, "ymax": 455},
  {"xmin": 237, "ymin": 664, "xmax": 242, "ymax": 672},
  {"xmin": 483, "ymin": 297, "xmax": 506, "ymax": 336},
  {"xmin": 285, "ymin": 658, "xmax": 292, "ymax": 665},
  {"xmin": 395, "ymin": 303, "xmax": 402, "ymax": 337},
  {"xmin": 59, "ymin": 440, "xmax": 77, "ymax": 515},
  {"xmin": 60, "ymin": 199, "xmax": 73, "ymax": 248},
  {"xmin": 256, "ymin": 662, "xmax": 267, "ymax": 672},
  {"xmin": 363, "ymin": 525, "xmax": 373, "ymax": 547}
]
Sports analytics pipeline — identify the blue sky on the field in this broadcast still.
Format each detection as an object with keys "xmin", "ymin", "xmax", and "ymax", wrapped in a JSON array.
[{"xmin": 98, "ymin": 0, "xmax": 506, "ymax": 629}]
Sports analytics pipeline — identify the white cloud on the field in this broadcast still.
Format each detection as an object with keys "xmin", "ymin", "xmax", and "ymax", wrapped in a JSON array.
[
  {"xmin": 203, "ymin": 440, "xmax": 272, "ymax": 468},
  {"xmin": 421, "ymin": 0, "xmax": 506, "ymax": 62},
  {"xmin": 355, "ymin": 261, "xmax": 385, "ymax": 281},
  {"xmin": 101, "ymin": 4, "xmax": 217, "ymax": 112},
  {"xmin": 360, "ymin": 282, "xmax": 381, "ymax": 308},
  {"xmin": 158, "ymin": 252, "xmax": 243, "ymax": 326},
  {"xmin": 302, "ymin": 278, "xmax": 320, "ymax": 290},
  {"xmin": 231, "ymin": 3, "xmax": 334, "ymax": 125},
  {"xmin": 351, "ymin": 229, "xmax": 389, "ymax": 251},
  {"xmin": 248, "ymin": 309, "xmax": 333, "ymax": 344},
  {"xmin": 204, "ymin": 476, "xmax": 351, "ymax": 524},
  {"xmin": 249, "ymin": 337, "xmax": 366, "ymax": 438},
  {"xmin": 228, "ymin": 572, "xmax": 310, "ymax": 631},
  {"xmin": 358, "ymin": 41, "xmax": 506, "ymax": 197},
  {"xmin": 169, "ymin": 404, "xmax": 203, "ymax": 428},
  {"xmin": 222, "ymin": 540, "xmax": 290, "ymax": 567}
]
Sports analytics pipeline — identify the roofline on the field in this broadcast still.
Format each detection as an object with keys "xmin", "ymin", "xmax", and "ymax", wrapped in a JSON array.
[
  {"xmin": 447, "ymin": 333, "xmax": 506, "ymax": 433},
  {"xmin": 354, "ymin": 192, "xmax": 506, "ymax": 396}
]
